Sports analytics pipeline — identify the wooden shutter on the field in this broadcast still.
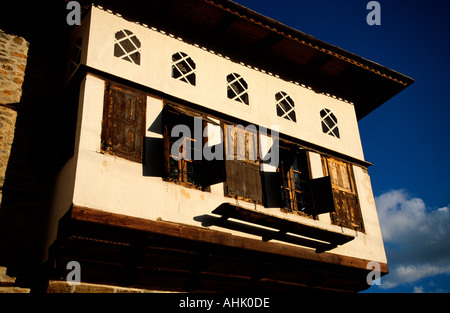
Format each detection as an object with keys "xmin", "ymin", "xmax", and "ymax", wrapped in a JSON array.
[
  {"xmin": 330, "ymin": 190, "xmax": 364, "ymax": 230},
  {"xmin": 102, "ymin": 82, "xmax": 146, "ymax": 162},
  {"xmin": 223, "ymin": 122, "xmax": 262, "ymax": 203},
  {"xmin": 225, "ymin": 160, "xmax": 263, "ymax": 204},
  {"xmin": 322, "ymin": 156, "xmax": 365, "ymax": 232}
]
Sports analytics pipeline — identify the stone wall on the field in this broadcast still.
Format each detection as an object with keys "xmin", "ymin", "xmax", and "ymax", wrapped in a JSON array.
[
  {"xmin": 0, "ymin": 28, "xmax": 46, "ymax": 289},
  {"xmin": 0, "ymin": 30, "xmax": 28, "ymax": 202},
  {"xmin": 0, "ymin": 267, "xmax": 30, "ymax": 293},
  {"xmin": 0, "ymin": 106, "xmax": 17, "ymax": 203},
  {"xmin": 0, "ymin": 3, "xmax": 75, "ymax": 291},
  {"xmin": 0, "ymin": 30, "xmax": 28, "ymax": 104}
]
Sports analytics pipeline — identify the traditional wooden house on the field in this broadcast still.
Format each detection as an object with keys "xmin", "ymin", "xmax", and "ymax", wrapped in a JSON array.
[{"xmin": 44, "ymin": 0, "xmax": 414, "ymax": 293}]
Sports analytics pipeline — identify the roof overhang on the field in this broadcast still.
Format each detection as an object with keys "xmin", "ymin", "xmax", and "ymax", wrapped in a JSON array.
[{"xmin": 78, "ymin": 0, "xmax": 414, "ymax": 120}]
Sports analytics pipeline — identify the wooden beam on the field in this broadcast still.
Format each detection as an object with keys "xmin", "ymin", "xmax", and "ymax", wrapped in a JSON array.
[
  {"xmin": 196, "ymin": 214, "xmax": 335, "ymax": 252},
  {"xmin": 212, "ymin": 203, "xmax": 354, "ymax": 246},
  {"xmin": 69, "ymin": 205, "xmax": 387, "ymax": 274}
]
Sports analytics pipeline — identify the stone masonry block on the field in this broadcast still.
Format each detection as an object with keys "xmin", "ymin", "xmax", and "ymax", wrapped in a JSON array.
[{"xmin": 0, "ymin": 30, "xmax": 29, "ymax": 105}]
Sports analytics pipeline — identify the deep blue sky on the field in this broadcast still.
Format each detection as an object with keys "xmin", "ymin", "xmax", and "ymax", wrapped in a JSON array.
[{"xmin": 232, "ymin": 0, "xmax": 450, "ymax": 293}]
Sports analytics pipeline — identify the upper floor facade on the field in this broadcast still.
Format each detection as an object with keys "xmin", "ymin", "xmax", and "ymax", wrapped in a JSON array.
[
  {"xmin": 68, "ymin": 5, "xmax": 367, "ymax": 161},
  {"xmin": 44, "ymin": 1, "xmax": 413, "ymax": 292}
]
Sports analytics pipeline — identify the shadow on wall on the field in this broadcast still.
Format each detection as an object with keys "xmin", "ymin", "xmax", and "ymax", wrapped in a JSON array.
[
  {"xmin": 193, "ymin": 213, "xmax": 335, "ymax": 252},
  {"xmin": 0, "ymin": 2, "xmax": 73, "ymax": 289},
  {"xmin": 143, "ymin": 110, "xmax": 164, "ymax": 177}
]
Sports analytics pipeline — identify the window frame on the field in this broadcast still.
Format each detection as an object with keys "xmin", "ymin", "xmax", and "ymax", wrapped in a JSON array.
[
  {"xmin": 114, "ymin": 29, "xmax": 141, "ymax": 65},
  {"xmin": 320, "ymin": 108, "xmax": 340, "ymax": 138},
  {"xmin": 166, "ymin": 126, "xmax": 204, "ymax": 189},
  {"xmin": 163, "ymin": 105, "xmax": 207, "ymax": 190},
  {"xmin": 101, "ymin": 81, "xmax": 146, "ymax": 163},
  {"xmin": 278, "ymin": 148, "xmax": 314, "ymax": 218},
  {"xmin": 226, "ymin": 73, "xmax": 249, "ymax": 105},
  {"xmin": 162, "ymin": 102, "xmax": 225, "ymax": 191},
  {"xmin": 171, "ymin": 52, "xmax": 196, "ymax": 86},
  {"xmin": 275, "ymin": 91, "xmax": 297, "ymax": 122}
]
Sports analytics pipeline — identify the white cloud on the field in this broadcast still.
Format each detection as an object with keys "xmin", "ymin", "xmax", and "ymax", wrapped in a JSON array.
[
  {"xmin": 374, "ymin": 190, "xmax": 450, "ymax": 289},
  {"xmin": 381, "ymin": 263, "xmax": 450, "ymax": 289}
]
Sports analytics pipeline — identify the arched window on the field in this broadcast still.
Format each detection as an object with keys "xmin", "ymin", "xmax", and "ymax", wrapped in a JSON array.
[
  {"xmin": 172, "ymin": 52, "xmax": 196, "ymax": 85},
  {"xmin": 320, "ymin": 108, "xmax": 340, "ymax": 138},
  {"xmin": 226, "ymin": 73, "xmax": 249, "ymax": 105},
  {"xmin": 114, "ymin": 29, "xmax": 141, "ymax": 65},
  {"xmin": 275, "ymin": 91, "xmax": 296, "ymax": 122}
]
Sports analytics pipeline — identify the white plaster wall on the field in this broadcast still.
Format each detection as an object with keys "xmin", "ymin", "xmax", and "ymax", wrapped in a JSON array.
[
  {"xmin": 350, "ymin": 166, "xmax": 387, "ymax": 262},
  {"xmin": 65, "ymin": 6, "xmax": 388, "ymax": 264},
  {"xmin": 84, "ymin": 7, "xmax": 365, "ymax": 161},
  {"xmin": 70, "ymin": 73, "xmax": 386, "ymax": 264},
  {"xmin": 56, "ymin": 6, "xmax": 387, "ymax": 265}
]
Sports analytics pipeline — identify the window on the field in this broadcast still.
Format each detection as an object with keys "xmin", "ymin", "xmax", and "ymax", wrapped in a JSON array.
[
  {"xmin": 279, "ymin": 148, "xmax": 311, "ymax": 215},
  {"xmin": 225, "ymin": 124, "xmax": 258, "ymax": 162},
  {"xmin": 162, "ymin": 104, "xmax": 263, "ymax": 200},
  {"xmin": 168, "ymin": 129, "xmax": 202, "ymax": 187},
  {"xmin": 276, "ymin": 92, "xmax": 296, "ymax": 122},
  {"xmin": 114, "ymin": 29, "xmax": 141, "ymax": 65},
  {"xmin": 69, "ymin": 37, "xmax": 82, "ymax": 76},
  {"xmin": 226, "ymin": 73, "xmax": 249, "ymax": 105},
  {"xmin": 224, "ymin": 123, "xmax": 262, "ymax": 204},
  {"xmin": 172, "ymin": 52, "xmax": 196, "ymax": 85},
  {"xmin": 322, "ymin": 156, "xmax": 364, "ymax": 232},
  {"xmin": 163, "ymin": 106, "xmax": 204, "ymax": 189},
  {"xmin": 320, "ymin": 108, "xmax": 340, "ymax": 138},
  {"xmin": 162, "ymin": 103, "xmax": 225, "ymax": 190},
  {"xmin": 262, "ymin": 141, "xmax": 335, "ymax": 217},
  {"xmin": 101, "ymin": 82, "xmax": 146, "ymax": 162}
]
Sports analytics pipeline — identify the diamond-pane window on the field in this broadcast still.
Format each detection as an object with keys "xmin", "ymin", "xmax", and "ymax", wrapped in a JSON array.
[
  {"xmin": 320, "ymin": 108, "xmax": 340, "ymax": 138},
  {"xmin": 172, "ymin": 52, "xmax": 196, "ymax": 85},
  {"xmin": 276, "ymin": 91, "xmax": 296, "ymax": 122},
  {"xmin": 114, "ymin": 29, "xmax": 141, "ymax": 65},
  {"xmin": 227, "ymin": 73, "xmax": 249, "ymax": 105},
  {"xmin": 69, "ymin": 37, "xmax": 82, "ymax": 76}
]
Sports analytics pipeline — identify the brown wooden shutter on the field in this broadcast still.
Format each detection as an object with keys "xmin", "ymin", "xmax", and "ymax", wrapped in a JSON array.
[
  {"xmin": 223, "ymin": 122, "xmax": 262, "ymax": 203},
  {"xmin": 330, "ymin": 190, "xmax": 364, "ymax": 231},
  {"xmin": 101, "ymin": 82, "xmax": 146, "ymax": 162},
  {"xmin": 225, "ymin": 160, "xmax": 263, "ymax": 204},
  {"xmin": 322, "ymin": 156, "xmax": 365, "ymax": 232}
]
